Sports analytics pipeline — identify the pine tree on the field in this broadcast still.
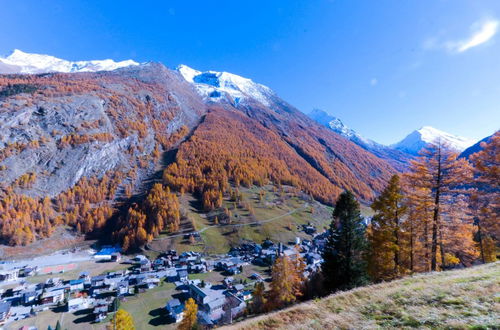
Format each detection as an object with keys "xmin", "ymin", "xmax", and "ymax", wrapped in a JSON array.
[
  {"xmin": 178, "ymin": 298, "xmax": 198, "ymax": 330},
  {"xmin": 321, "ymin": 191, "xmax": 368, "ymax": 292},
  {"xmin": 368, "ymin": 175, "xmax": 407, "ymax": 281},
  {"xmin": 107, "ymin": 309, "xmax": 134, "ymax": 330},
  {"xmin": 55, "ymin": 321, "xmax": 61, "ymax": 330}
]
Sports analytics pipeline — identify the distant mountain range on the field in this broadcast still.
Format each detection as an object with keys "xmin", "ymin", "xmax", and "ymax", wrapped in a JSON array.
[
  {"xmin": 0, "ymin": 49, "xmax": 139, "ymax": 74},
  {"xmin": 0, "ymin": 49, "xmax": 488, "ymax": 187},
  {"xmin": 308, "ymin": 109, "xmax": 481, "ymax": 167},
  {"xmin": 307, "ymin": 109, "xmax": 412, "ymax": 171},
  {"xmin": 0, "ymin": 50, "xmax": 395, "ymax": 206},
  {"xmin": 0, "ymin": 49, "xmax": 494, "ymax": 249}
]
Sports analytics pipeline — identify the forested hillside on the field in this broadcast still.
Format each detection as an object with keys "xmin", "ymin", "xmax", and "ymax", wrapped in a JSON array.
[{"xmin": 0, "ymin": 63, "xmax": 395, "ymax": 249}]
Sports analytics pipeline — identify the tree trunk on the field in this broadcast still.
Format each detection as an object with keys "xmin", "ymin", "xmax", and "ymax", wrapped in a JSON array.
[
  {"xmin": 477, "ymin": 221, "xmax": 485, "ymax": 263},
  {"xmin": 409, "ymin": 216, "xmax": 414, "ymax": 272},
  {"xmin": 431, "ymin": 144, "xmax": 442, "ymax": 272},
  {"xmin": 393, "ymin": 215, "xmax": 399, "ymax": 276},
  {"xmin": 439, "ymin": 227, "xmax": 446, "ymax": 268},
  {"xmin": 424, "ymin": 218, "xmax": 430, "ymax": 272}
]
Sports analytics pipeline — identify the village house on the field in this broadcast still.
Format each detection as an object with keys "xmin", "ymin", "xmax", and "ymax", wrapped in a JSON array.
[
  {"xmin": 222, "ymin": 277, "xmax": 234, "ymax": 289},
  {"xmin": 305, "ymin": 252, "xmax": 322, "ymax": 267},
  {"xmin": 153, "ymin": 258, "xmax": 167, "ymax": 270},
  {"xmin": 67, "ymin": 296, "xmax": 93, "ymax": 312},
  {"xmin": 91, "ymin": 275, "xmax": 106, "ymax": 288},
  {"xmin": 45, "ymin": 277, "xmax": 62, "ymax": 288},
  {"xmin": 165, "ymin": 298, "xmax": 184, "ymax": 323},
  {"xmin": 93, "ymin": 304, "xmax": 109, "ymax": 322},
  {"xmin": 68, "ymin": 279, "xmax": 85, "ymax": 292},
  {"xmin": 178, "ymin": 269, "xmax": 188, "ymax": 282},
  {"xmin": 139, "ymin": 259, "xmax": 152, "ymax": 272},
  {"xmin": 302, "ymin": 223, "xmax": 317, "ymax": 235},
  {"xmin": 165, "ymin": 268, "xmax": 179, "ymax": 282},
  {"xmin": 116, "ymin": 281, "xmax": 129, "ymax": 296},
  {"xmin": 19, "ymin": 266, "xmax": 37, "ymax": 278},
  {"xmin": 20, "ymin": 290, "xmax": 39, "ymax": 306},
  {"xmin": 241, "ymin": 290, "xmax": 252, "ymax": 301},
  {"xmin": 0, "ymin": 269, "xmax": 19, "ymax": 282},
  {"xmin": 40, "ymin": 288, "xmax": 65, "ymax": 305},
  {"xmin": 94, "ymin": 246, "xmax": 121, "ymax": 261},
  {"xmin": 188, "ymin": 283, "xmax": 226, "ymax": 324}
]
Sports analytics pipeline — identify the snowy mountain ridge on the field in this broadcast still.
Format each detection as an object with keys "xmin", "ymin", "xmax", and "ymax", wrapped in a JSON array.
[
  {"xmin": 0, "ymin": 49, "xmax": 139, "ymax": 74},
  {"xmin": 308, "ymin": 109, "xmax": 373, "ymax": 145},
  {"xmin": 392, "ymin": 126, "xmax": 475, "ymax": 155},
  {"xmin": 177, "ymin": 64, "xmax": 275, "ymax": 107}
]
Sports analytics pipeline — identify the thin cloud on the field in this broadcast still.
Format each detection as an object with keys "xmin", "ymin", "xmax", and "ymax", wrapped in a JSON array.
[
  {"xmin": 449, "ymin": 19, "xmax": 499, "ymax": 53},
  {"xmin": 424, "ymin": 19, "xmax": 499, "ymax": 53}
]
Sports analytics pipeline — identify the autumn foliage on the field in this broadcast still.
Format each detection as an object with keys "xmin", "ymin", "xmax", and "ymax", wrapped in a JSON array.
[
  {"xmin": 113, "ymin": 183, "xmax": 181, "ymax": 251},
  {"xmin": 266, "ymin": 253, "xmax": 306, "ymax": 310}
]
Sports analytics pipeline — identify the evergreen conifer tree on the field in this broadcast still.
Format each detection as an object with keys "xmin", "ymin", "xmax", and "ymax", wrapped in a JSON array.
[{"xmin": 322, "ymin": 191, "xmax": 368, "ymax": 292}]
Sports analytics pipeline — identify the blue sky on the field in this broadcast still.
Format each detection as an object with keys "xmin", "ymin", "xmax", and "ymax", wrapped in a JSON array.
[{"xmin": 1, "ymin": 0, "xmax": 499, "ymax": 144}]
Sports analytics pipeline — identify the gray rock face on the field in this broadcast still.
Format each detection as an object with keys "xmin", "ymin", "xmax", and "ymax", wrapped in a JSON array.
[{"xmin": 0, "ymin": 63, "xmax": 207, "ymax": 198}]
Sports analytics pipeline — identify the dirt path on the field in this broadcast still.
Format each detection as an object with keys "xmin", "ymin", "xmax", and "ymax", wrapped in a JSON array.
[{"xmin": 147, "ymin": 203, "xmax": 309, "ymax": 252}]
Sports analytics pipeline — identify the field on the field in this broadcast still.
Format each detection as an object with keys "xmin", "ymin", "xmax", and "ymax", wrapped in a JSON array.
[
  {"xmin": 149, "ymin": 185, "xmax": 337, "ymax": 255},
  {"xmin": 227, "ymin": 262, "xmax": 500, "ymax": 329}
]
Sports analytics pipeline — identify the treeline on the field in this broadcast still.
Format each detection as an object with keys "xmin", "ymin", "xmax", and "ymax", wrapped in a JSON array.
[
  {"xmin": 368, "ymin": 136, "xmax": 498, "ymax": 281},
  {"xmin": 325, "ymin": 135, "xmax": 498, "ymax": 290},
  {"xmin": 247, "ymin": 134, "xmax": 498, "ymax": 318}
]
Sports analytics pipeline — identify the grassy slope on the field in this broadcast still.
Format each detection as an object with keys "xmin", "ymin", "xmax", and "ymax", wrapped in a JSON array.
[
  {"xmin": 227, "ymin": 262, "xmax": 500, "ymax": 330},
  {"xmin": 148, "ymin": 185, "xmax": 342, "ymax": 255}
]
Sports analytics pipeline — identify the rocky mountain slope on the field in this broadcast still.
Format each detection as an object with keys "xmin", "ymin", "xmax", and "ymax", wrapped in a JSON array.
[
  {"xmin": 308, "ymin": 109, "xmax": 412, "ymax": 171},
  {"xmin": 0, "ymin": 52, "xmax": 396, "ymax": 247}
]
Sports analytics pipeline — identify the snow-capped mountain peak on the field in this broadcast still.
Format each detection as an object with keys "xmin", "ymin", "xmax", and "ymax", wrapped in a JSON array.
[
  {"xmin": 0, "ymin": 49, "xmax": 139, "ymax": 74},
  {"xmin": 392, "ymin": 126, "xmax": 475, "ymax": 155},
  {"xmin": 177, "ymin": 64, "xmax": 274, "ymax": 106},
  {"xmin": 308, "ymin": 109, "xmax": 370, "ymax": 143}
]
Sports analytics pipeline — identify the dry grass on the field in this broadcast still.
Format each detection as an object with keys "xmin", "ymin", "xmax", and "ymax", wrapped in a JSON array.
[{"xmin": 226, "ymin": 262, "xmax": 500, "ymax": 330}]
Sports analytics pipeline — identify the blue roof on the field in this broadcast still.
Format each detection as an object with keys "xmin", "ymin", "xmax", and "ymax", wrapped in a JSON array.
[
  {"xmin": 95, "ymin": 246, "xmax": 121, "ymax": 256},
  {"xmin": 69, "ymin": 279, "xmax": 84, "ymax": 285}
]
